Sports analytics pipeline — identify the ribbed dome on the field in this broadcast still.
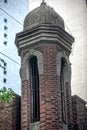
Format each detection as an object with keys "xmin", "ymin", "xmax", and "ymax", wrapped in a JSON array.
[{"xmin": 24, "ymin": 2, "xmax": 65, "ymax": 30}]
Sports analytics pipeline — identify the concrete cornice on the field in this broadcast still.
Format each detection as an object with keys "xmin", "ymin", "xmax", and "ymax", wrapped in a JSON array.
[{"xmin": 15, "ymin": 23, "xmax": 74, "ymax": 56}]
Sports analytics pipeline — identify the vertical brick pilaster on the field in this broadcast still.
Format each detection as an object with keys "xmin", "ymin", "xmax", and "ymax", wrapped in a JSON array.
[
  {"xmin": 39, "ymin": 45, "xmax": 63, "ymax": 130},
  {"xmin": 65, "ymin": 82, "xmax": 73, "ymax": 130},
  {"xmin": 21, "ymin": 80, "xmax": 30, "ymax": 130}
]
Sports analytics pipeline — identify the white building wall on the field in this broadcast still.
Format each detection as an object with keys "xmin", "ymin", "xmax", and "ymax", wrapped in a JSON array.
[
  {"xmin": 0, "ymin": 0, "xmax": 29, "ymax": 95},
  {"xmin": 29, "ymin": 0, "xmax": 87, "ymax": 101},
  {"xmin": 65, "ymin": 0, "xmax": 87, "ymax": 102}
]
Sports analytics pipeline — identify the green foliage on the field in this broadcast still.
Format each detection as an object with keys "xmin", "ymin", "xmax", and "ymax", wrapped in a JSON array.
[{"xmin": 0, "ymin": 87, "xmax": 15, "ymax": 103}]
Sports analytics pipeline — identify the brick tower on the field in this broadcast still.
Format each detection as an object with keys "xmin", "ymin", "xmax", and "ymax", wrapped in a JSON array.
[{"xmin": 15, "ymin": 1, "xmax": 74, "ymax": 130}]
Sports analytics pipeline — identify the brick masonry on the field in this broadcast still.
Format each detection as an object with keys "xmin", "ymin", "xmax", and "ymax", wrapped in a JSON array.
[
  {"xmin": 38, "ymin": 45, "xmax": 63, "ymax": 130},
  {"xmin": 72, "ymin": 95, "xmax": 87, "ymax": 130},
  {"xmin": 0, "ymin": 91, "xmax": 87, "ymax": 130},
  {"xmin": 21, "ymin": 80, "xmax": 30, "ymax": 130},
  {"xmin": 20, "ymin": 44, "xmax": 73, "ymax": 130},
  {"xmin": 15, "ymin": 2, "xmax": 74, "ymax": 130},
  {"xmin": 0, "ymin": 94, "xmax": 21, "ymax": 130},
  {"xmin": 2, "ymin": 2, "xmax": 87, "ymax": 130}
]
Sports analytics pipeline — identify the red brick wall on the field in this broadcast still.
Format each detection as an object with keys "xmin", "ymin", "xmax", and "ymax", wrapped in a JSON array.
[
  {"xmin": 39, "ymin": 45, "xmax": 62, "ymax": 130},
  {"xmin": 0, "ymin": 94, "xmax": 21, "ymax": 130},
  {"xmin": 21, "ymin": 44, "xmax": 72, "ymax": 130},
  {"xmin": 72, "ymin": 95, "xmax": 87, "ymax": 130},
  {"xmin": 21, "ymin": 80, "xmax": 30, "ymax": 130}
]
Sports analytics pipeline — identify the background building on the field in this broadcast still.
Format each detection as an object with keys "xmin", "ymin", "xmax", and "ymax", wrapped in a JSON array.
[
  {"xmin": 72, "ymin": 95, "xmax": 87, "ymax": 130},
  {"xmin": 29, "ymin": 0, "xmax": 87, "ymax": 101},
  {"xmin": 0, "ymin": 0, "xmax": 29, "ymax": 95}
]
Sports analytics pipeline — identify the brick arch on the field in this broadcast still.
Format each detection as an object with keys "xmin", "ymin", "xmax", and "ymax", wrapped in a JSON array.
[
  {"xmin": 56, "ymin": 51, "xmax": 71, "ymax": 82},
  {"xmin": 21, "ymin": 49, "xmax": 43, "ymax": 81}
]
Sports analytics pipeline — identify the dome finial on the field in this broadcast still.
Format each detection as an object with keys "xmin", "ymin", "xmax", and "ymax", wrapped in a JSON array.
[{"xmin": 41, "ymin": 0, "xmax": 46, "ymax": 6}]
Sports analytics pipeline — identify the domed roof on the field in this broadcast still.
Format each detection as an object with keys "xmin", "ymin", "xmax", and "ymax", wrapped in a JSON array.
[{"xmin": 24, "ymin": 2, "xmax": 65, "ymax": 30}]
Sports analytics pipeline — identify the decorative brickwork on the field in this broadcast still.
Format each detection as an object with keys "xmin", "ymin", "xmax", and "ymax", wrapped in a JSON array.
[
  {"xmin": 0, "ymin": 94, "xmax": 21, "ymax": 130},
  {"xmin": 72, "ymin": 95, "xmax": 87, "ymax": 130}
]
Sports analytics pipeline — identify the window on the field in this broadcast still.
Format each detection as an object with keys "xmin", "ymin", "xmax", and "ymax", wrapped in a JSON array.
[
  {"xmin": 4, "ymin": 70, "xmax": 6, "ymax": 74},
  {"xmin": 4, "ymin": 62, "xmax": 7, "ymax": 67},
  {"xmin": 4, "ymin": 41, "xmax": 7, "ymax": 45},
  {"xmin": 4, "ymin": 26, "xmax": 8, "ymax": 30},
  {"xmin": 4, "ymin": 33, "xmax": 7, "ymax": 38},
  {"xmin": 4, "ymin": 0, "xmax": 7, "ymax": 3},
  {"xmin": 60, "ymin": 58, "xmax": 66, "ymax": 124},
  {"xmin": 4, "ymin": 18, "xmax": 7, "ymax": 23},
  {"xmin": 29, "ymin": 56, "xmax": 40, "ymax": 123},
  {"xmin": 3, "ymin": 78, "xmax": 7, "ymax": 83}
]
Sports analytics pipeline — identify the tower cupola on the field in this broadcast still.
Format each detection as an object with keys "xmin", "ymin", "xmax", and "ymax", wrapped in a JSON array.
[
  {"xmin": 24, "ymin": 1, "xmax": 65, "ymax": 30},
  {"xmin": 15, "ymin": 2, "xmax": 74, "ymax": 130}
]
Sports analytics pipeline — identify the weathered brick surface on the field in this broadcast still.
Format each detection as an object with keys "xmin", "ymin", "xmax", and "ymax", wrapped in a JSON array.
[
  {"xmin": 15, "ymin": 2, "xmax": 74, "ymax": 129},
  {"xmin": 21, "ymin": 80, "xmax": 30, "ymax": 130},
  {"xmin": 38, "ymin": 45, "xmax": 72, "ymax": 130},
  {"xmin": 72, "ymin": 95, "xmax": 87, "ymax": 130},
  {"xmin": 39, "ymin": 45, "xmax": 63, "ymax": 130},
  {"xmin": 0, "ymin": 94, "xmax": 21, "ymax": 130},
  {"xmin": 65, "ymin": 82, "xmax": 73, "ymax": 130},
  {"xmin": 21, "ymin": 44, "xmax": 72, "ymax": 130}
]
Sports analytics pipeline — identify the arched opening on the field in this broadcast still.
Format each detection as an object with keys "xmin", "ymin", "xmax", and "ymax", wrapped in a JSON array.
[
  {"xmin": 60, "ymin": 57, "xmax": 67, "ymax": 124},
  {"xmin": 29, "ymin": 56, "xmax": 40, "ymax": 123}
]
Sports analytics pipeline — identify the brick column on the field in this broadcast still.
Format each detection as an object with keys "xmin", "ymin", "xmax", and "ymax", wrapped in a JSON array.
[
  {"xmin": 21, "ymin": 80, "xmax": 30, "ymax": 130},
  {"xmin": 39, "ymin": 45, "xmax": 62, "ymax": 130}
]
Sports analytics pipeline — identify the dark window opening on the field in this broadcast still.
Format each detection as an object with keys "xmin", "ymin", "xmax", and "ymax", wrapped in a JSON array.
[
  {"xmin": 4, "ymin": 41, "xmax": 7, "ymax": 45},
  {"xmin": 4, "ymin": 18, "xmax": 7, "ymax": 23},
  {"xmin": 4, "ymin": 33, "xmax": 7, "ymax": 38},
  {"xmin": 60, "ymin": 58, "xmax": 66, "ymax": 124},
  {"xmin": 4, "ymin": 0, "xmax": 7, "ymax": 3},
  {"xmin": 29, "ymin": 56, "xmax": 40, "ymax": 123},
  {"xmin": 3, "ymin": 78, "xmax": 7, "ymax": 83},
  {"xmin": 4, "ymin": 26, "xmax": 8, "ymax": 30},
  {"xmin": 4, "ymin": 70, "xmax": 7, "ymax": 75},
  {"xmin": 4, "ymin": 62, "xmax": 7, "ymax": 67}
]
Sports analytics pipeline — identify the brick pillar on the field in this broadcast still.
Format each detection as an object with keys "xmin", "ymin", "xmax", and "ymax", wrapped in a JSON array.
[
  {"xmin": 65, "ymin": 82, "xmax": 73, "ymax": 130},
  {"xmin": 39, "ymin": 45, "xmax": 63, "ymax": 130},
  {"xmin": 21, "ymin": 80, "xmax": 30, "ymax": 130}
]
